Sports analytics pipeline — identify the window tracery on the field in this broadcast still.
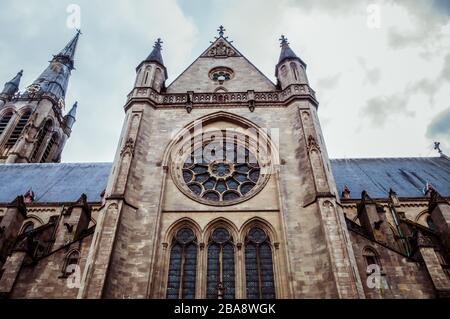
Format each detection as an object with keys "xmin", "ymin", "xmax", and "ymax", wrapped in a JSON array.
[
  {"xmin": 207, "ymin": 228, "xmax": 235, "ymax": 299},
  {"xmin": 245, "ymin": 227, "xmax": 276, "ymax": 299},
  {"xmin": 166, "ymin": 227, "xmax": 198, "ymax": 299}
]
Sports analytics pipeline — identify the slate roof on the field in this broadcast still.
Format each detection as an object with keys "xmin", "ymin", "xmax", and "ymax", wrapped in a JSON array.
[
  {"xmin": 331, "ymin": 157, "xmax": 450, "ymax": 199},
  {"xmin": 0, "ymin": 163, "xmax": 112, "ymax": 204},
  {"xmin": 0, "ymin": 157, "xmax": 448, "ymax": 204}
]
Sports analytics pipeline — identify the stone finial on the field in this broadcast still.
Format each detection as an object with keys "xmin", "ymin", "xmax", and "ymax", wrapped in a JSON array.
[
  {"xmin": 279, "ymin": 35, "xmax": 289, "ymax": 46},
  {"xmin": 342, "ymin": 185, "xmax": 351, "ymax": 199},
  {"xmin": 23, "ymin": 189, "xmax": 35, "ymax": 204},
  {"xmin": 217, "ymin": 25, "xmax": 226, "ymax": 37}
]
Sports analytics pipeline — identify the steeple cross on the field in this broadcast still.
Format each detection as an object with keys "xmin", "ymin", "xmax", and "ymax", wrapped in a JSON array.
[
  {"xmin": 279, "ymin": 35, "xmax": 289, "ymax": 46},
  {"xmin": 154, "ymin": 38, "xmax": 163, "ymax": 50},
  {"xmin": 434, "ymin": 141, "xmax": 443, "ymax": 155},
  {"xmin": 218, "ymin": 25, "xmax": 226, "ymax": 37}
]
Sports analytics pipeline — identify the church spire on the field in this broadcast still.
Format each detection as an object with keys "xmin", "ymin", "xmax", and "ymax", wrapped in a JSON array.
[
  {"xmin": 54, "ymin": 29, "xmax": 81, "ymax": 70},
  {"xmin": 1, "ymin": 70, "xmax": 23, "ymax": 97},
  {"xmin": 26, "ymin": 30, "xmax": 81, "ymax": 103}
]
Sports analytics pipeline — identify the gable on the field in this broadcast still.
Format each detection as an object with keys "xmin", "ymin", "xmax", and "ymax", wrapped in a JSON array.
[{"xmin": 167, "ymin": 38, "xmax": 276, "ymax": 93}]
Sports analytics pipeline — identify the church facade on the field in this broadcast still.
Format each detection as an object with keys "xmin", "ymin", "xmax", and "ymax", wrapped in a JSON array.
[{"xmin": 0, "ymin": 28, "xmax": 449, "ymax": 299}]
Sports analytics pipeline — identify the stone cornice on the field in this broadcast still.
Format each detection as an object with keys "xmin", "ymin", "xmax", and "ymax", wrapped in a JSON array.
[{"xmin": 125, "ymin": 84, "xmax": 318, "ymax": 111}]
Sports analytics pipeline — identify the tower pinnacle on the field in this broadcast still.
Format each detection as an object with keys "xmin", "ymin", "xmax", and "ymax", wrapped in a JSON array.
[
  {"xmin": 275, "ymin": 35, "xmax": 309, "ymax": 88},
  {"xmin": 1, "ymin": 70, "xmax": 23, "ymax": 97},
  {"xmin": 277, "ymin": 35, "xmax": 304, "ymax": 67},
  {"xmin": 137, "ymin": 38, "xmax": 168, "ymax": 79},
  {"xmin": 65, "ymin": 101, "xmax": 78, "ymax": 129},
  {"xmin": 144, "ymin": 38, "xmax": 165, "ymax": 66}
]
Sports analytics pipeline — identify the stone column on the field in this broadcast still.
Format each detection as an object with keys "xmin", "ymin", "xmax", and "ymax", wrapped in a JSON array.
[
  {"xmin": 417, "ymin": 233, "xmax": 450, "ymax": 297},
  {"xmin": 0, "ymin": 196, "xmax": 27, "ymax": 265},
  {"xmin": 429, "ymin": 190, "xmax": 450, "ymax": 256},
  {"xmin": 0, "ymin": 251, "xmax": 26, "ymax": 298},
  {"xmin": 78, "ymin": 106, "xmax": 144, "ymax": 299},
  {"xmin": 298, "ymin": 105, "xmax": 365, "ymax": 299}
]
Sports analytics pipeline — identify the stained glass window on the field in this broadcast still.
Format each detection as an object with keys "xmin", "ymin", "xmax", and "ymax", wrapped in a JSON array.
[
  {"xmin": 166, "ymin": 228, "xmax": 198, "ymax": 299},
  {"xmin": 245, "ymin": 227, "xmax": 275, "ymax": 299},
  {"xmin": 207, "ymin": 228, "xmax": 235, "ymax": 299},
  {"xmin": 182, "ymin": 142, "xmax": 261, "ymax": 203}
]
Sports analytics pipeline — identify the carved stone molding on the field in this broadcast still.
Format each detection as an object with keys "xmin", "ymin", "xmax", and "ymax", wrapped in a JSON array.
[
  {"xmin": 120, "ymin": 138, "xmax": 135, "ymax": 158},
  {"xmin": 203, "ymin": 40, "xmax": 240, "ymax": 58},
  {"xmin": 307, "ymin": 135, "xmax": 320, "ymax": 152}
]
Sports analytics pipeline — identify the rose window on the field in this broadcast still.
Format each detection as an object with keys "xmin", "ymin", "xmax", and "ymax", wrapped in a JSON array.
[
  {"xmin": 209, "ymin": 67, "xmax": 234, "ymax": 84},
  {"xmin": 182, "ymin": 143, "xmax": 262, "ymax": 204}
]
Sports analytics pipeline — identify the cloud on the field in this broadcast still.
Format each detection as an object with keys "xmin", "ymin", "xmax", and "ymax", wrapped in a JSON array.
[
  {"xmin": 402, "ymin": 53, "xmax": 450, "ymax": 106},
  {"xmin": 357, "ymin": 58, "xmax": 382, "ymax": 86},
  {"xmin": 361, "ymin": 94, "xmax": 414, "ymax": 126},
  {"xmin": 316, "ymin": 73, "xmax": 342, "ymax": 90},
  {"xmin": 0, "ymin": 0, "xmax": 197, "ymax": 162},
  {"xmin": 432, "ymin": 0, "xmax": 450, "ymax": 15},
  {"xmin": 426, "ymin": 107, "xmax": 450, "ymax": 153},
  {"xmin": 1, "ymin": 0, "xmax": 450, "ymax": 161},
  {"xmin": 386, "ymin": 0, "xmax": 450, "ymax": 51}
]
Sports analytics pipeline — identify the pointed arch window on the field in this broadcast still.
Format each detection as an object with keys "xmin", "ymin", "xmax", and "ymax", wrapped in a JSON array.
[
  {"xmin": 0, "ymin": 111, "xmax": 13, "ymax": 137},
  {"xmin": 427, "ymin": 216, "xmax": 437, "ymax": 232},
  {"xmin": 290, "ymin": 62, "xmax": 299, "ymax": 81},
  {"xmin": 166, "ymin": 228, "xmax": 198, "ymax": 299},
  {"xmin": 144, "ymin": 66, "xmax": 151, "ymax": 86},
  {"xmin": 41, "ymin": 133, "xmax": 58, "ymax": 163},
  {"xmin": 6, "ymin": 111, "xmax": 31, "ymax": 146},
  {"xmin": 207, "ymin": 228, "xmax": 235, "ymax": 299},
  {"xmin": 245, "ymin": 227, "xmax": 275, "ymax": 299},
  {"xmin": 21, "ymin": 221, "xmax": 34, "ymax": 235},
  {"xmin": 363, "ymin": 247, "xmax": 382, "ymax": 271},
  {"xmin": 63, "ymin": 250, "xmax": 80, "ymax": 277},
  {"xmin": 31, "ymin": 119, "xmax": 52, "ymax": 161}
]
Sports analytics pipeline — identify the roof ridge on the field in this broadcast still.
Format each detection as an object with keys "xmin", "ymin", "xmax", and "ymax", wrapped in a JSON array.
[{"xmin": 330, "ymin": 156, "xmax": 443, "ymax": 161}]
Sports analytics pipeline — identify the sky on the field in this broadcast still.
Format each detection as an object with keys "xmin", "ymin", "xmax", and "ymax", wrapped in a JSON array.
[{"xmin": 0, "ymin": 0, "xmax": 449, "ymax": 162}]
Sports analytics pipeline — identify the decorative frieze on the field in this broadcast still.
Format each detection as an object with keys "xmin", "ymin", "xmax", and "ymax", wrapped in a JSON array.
[{"xmin": 127, "ymin": 84, "xmax": 317, "ymax": 108}]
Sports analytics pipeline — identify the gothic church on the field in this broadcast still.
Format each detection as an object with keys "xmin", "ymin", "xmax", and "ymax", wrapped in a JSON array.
[{"xmin": 0, "ymin": 28, "xmax": 449, "ymax": 299}]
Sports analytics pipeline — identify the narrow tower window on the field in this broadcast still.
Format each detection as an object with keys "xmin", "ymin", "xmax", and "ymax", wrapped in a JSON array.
[
  {"xmin": 166, "ymin": 228, "xmax": 198, "ymax": 299},
  {"xmin": 31, "ymin": 120, "xmax": 52, "ymax": 162},
  {"xmin": 245, "ymin": 227, "xmax": 276, "ymax": 299},
  {"xmin": 41, "ymin": 133, "xmax": 58, "ymax": 163},
  {"xmin": 0, "ymin": 111, "xmax": 13, "ymax": 136},
  {"xmin": 144, "ymin": 66, "xmax": 151, "ymax": 85},
  {"xmin": 207, "ymin": 228, "xmax": 235, "ymax": 299},
  {"xmin": 6, "ymin": 111, "xmax": 31, "ymax": 146},
  {"xmin": 290, "ymin": 62, "xmax": 299, "ymax": 81}
]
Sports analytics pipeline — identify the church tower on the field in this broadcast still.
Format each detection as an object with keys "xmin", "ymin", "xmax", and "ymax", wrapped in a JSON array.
[
  {"xmin": 80, "ymin": 27, "xmax": 365, "ymax": 299},
  {"xmin": 0, "ymin": 31, "xmax": 80, "ymax": 164}
]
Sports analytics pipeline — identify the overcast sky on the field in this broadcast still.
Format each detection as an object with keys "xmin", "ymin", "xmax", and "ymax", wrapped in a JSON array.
[{"xmin": 0, "ymin": 0, "xmax": 449, "ymax": 162}]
